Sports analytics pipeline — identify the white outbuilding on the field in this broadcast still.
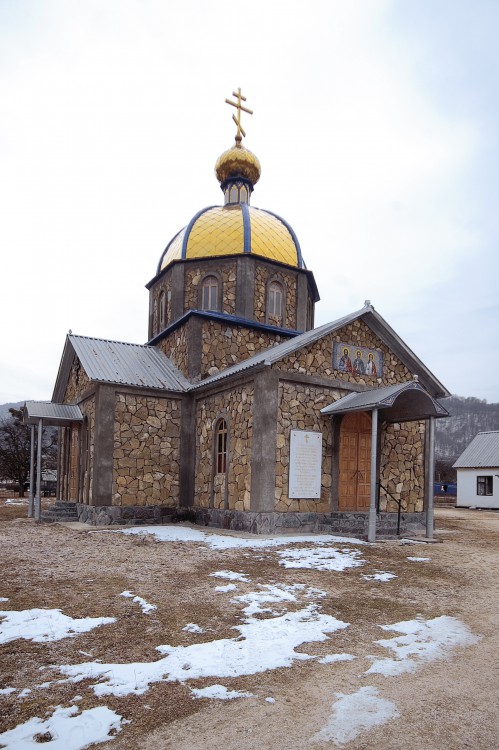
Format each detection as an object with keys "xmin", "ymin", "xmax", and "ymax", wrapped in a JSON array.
[{"xmin": 453, "ymin": 431, "xmax": 499, "ymax": 509}]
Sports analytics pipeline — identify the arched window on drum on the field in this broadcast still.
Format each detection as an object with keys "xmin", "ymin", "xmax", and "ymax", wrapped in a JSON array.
[{"xmin": 202, "ymin": 275, "xmax": 219, "ymax": 312}]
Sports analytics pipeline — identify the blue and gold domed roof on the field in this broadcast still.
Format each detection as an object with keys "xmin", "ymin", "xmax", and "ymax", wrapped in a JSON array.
[
  {"xmin": 157, "ymin": 203, "xmax": 304, "ymax": 274},
  {"xmin": 157, "ymin": 126, "xmax": 304, "ymax": 274}
]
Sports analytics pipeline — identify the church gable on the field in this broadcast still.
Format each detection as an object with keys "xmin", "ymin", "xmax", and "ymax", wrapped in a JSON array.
[
  {"xmin": 273, "ymin": 318, "xmax": 412, "ymax": 388},
  {"xmin": 63, "ymin": 353, "xmax": 93, "ymax": 404}
]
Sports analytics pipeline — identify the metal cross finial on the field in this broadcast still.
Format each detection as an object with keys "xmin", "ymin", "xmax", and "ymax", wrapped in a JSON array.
[{"xmin": 225, "ymin": 88, "xmax": 253, "ymax": 143}]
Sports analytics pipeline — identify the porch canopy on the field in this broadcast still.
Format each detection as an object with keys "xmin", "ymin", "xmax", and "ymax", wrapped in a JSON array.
[
  {"xmin": 320, "ymin": 380, "xmax": 449, "ymax": 542},
  {"xmin": 320, "ymin": 380, "xmax": 449, "ymax": 422},
  {"xmin": 23, "ymin": 401, "xmax": 83, "ymax": 520},
  {"xmin": 23, "ymin": 401, "xmax": 83, "ymax": 427}
]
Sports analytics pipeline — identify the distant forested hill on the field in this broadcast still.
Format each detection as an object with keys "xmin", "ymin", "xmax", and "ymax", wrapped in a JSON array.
[
  {"xmin": 0, "ymin": 402, "xmax": 24, "ymax": 421},
  {"xmin": 436, "ymin": 396, "xmax": 499, "ymax": 461}
]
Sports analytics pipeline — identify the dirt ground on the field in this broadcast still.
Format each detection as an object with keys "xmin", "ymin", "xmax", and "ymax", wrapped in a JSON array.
[{"xmin": 0, "ymin": 503, "xmax": 498, "ymax": 749}]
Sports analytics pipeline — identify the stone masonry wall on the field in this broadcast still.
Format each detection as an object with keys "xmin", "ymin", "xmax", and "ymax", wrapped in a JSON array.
[
  {"xmin": 275, "ymin": 320, "xmax": 413, "ymax": 386},
  {"xmin": 151, "ymin": 273, "xmax": 173, "ymax": 338},
  {"xmin": 195, "ymin": 385, "xmax": 254, "ymax": 511},
  {"xmin": 200, "ymin": 320, "xmax": 288, "ymax": 377},
  {"xmin": 64, "ymin": 356, "xmax": 92, "ymax": 403},
  {"xmin": 63, "ymin": 357, "xmax": 94, "ymax": 505},
  {"xmin": 184, "ymin": 261, "xmax": 237, "ymax": 315},
  {"xmin": 80, "ymin": 396, "xmax": 95, "ymax": 505},
  {"xmin": 156, "ymin": 326, "xmax": 189, "ymax": 379},
  {"xmin": 275, "ymin": 382, "xmax": 342, "ymax": 513},
  {"xmin": 379, "ymin": 421, "xmax": 425, "ymax": 512},
  {"xmin": 113, "ymin": 393, "xmax": 181, "ymax": 507}
]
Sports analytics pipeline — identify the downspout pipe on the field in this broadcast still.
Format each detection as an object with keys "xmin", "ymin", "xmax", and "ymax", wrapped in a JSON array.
[
  {"xmin": 368, "ymin": 407, "xmax": 378, "ymax": 543},
  {"xmin": 426, "ymin": 415, "xmax": 435, "ymax": 539}
]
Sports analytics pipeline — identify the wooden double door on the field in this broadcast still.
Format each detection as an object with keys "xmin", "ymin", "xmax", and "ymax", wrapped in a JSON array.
[{"xmin": 338, "ymin": 412, "xmax": 372, "ymax": 511}]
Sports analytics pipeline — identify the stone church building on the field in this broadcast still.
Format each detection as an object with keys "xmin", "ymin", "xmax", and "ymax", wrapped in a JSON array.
[{"xmin": 26, "ymin": 94, "xmax": 450, "ymax": 539}]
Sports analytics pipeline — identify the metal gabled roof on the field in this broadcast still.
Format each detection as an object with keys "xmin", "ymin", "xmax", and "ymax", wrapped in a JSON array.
[
  {"xmin": 190, "ymin": 308, "xmax": 365, "ymax": 390},
  {"xmin": 67, "ymin": 335, "xmax": 189, "ymax": 392},
  {"xmin": 23, "ymin": 401, "xmax": 83, "ymax": 425},
  {"xmin": 190, "ymin": 303, "xmax": 450, "ymax": 397},
  {"xmin": 320, "ymin": 380, "xmax": 449, "ymax": 421},
  {"xmin": 453, "ymin": 431, "xmax": 499, "ymax": 468}
]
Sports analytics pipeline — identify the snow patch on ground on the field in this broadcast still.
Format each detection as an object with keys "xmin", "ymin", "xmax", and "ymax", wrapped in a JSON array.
[
  {"xmin": 0, "ymin": 597, "xmax": 9, "ymax": 603},
  {"xmin": 407, "ymin": 557, "xmax": 431, "ymax": 562},
  {"xmin": 278, "ymin": 546, "xmax": 364, "ymax": 571},
  {"xmin": 209, "ymin": 570, "xmax": 250, "ymax": 582},
  {"xmin": 214, "ymin": 584, "xmax": 237, "ymax": 593},
  {"xmin": 0, "ymin": 687, "xmax": 16, "ymax": 695},
  {"xmin": 0, "ymin": 704, "xmax": 124, "ymax": 750},
  {"xmin": 120, "ymin": 591, "xmax": 157, "ymax": 614},
  {"xmin": 362, "ymin": 571, "xmax": 396, "ymax": 582},
  {"xmin": 313, "ymin": 686, "xmax": 399, "ymax": 745},
  {"xmin": 191, "ymin": 684, "xmax": 253, "ymax": 700},
  {"xmin": 58, "ymin": 606, "xmax": 349, "ymax": 697},
  {"xmin": 366, "ymin": 616, "xmax": 480, "ymax": 676},
  {"xmin": 318, "ymin": 653, "xmax": 356, "ymax": 664},
  {"xmin": 182, "ymin": 623, "xmax": 204, "ymax": 634},
  {"xmin": 114, "ymin": 525, "xmax": 366, "ymax": 549},
  {"xmin": 232, "ymin": 584, "xmax": 300, "ymax": 617},
  {"xmin": 0, "ymin": 608, "xmax": 116, "ymax": 644}
]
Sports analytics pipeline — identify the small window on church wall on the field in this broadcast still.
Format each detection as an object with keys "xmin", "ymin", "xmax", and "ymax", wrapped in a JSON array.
[
  {"xmin": 268, "ymin": 281, "xmax": 283, "ymax": 326},
  {"xmin": 215, "ymin": 419, "xmax": 228, "ymax": 474},
  {"xmin": 153, "ymin": 299, "xmax": 158, "ymax": 334},
  {"xmin": 240, "ymin": 185, "xmax": 248, "ymax": 203},
  {"xmin": 159, "ymin": 291, "xmax": 166, "ymax": 328},
  {"xmin": 229, "ymin": 185, "xmax": 238, "ymax": 204},
  {"xmin": 202, "ymin": 276, "xmax": 219, "ymax": 311}
]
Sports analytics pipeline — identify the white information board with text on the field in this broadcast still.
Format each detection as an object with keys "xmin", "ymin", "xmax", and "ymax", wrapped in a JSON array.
[{"xmin": 288, "ymin": 430, "xmax": 322, "ymax": 499}]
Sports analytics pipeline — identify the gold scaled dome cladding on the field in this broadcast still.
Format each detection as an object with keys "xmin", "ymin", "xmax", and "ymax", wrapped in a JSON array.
[
  {"xmin": 157, "ymin": 143, "xmax": 304, "ymax": 274},
  {"xmin": 215, "ymin": 142, "xmax": 261, "ymax": 186}
]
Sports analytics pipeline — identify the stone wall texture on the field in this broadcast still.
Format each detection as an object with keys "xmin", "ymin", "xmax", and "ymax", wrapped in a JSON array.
[
  {"xmin": 275, "ymin": 320, "xmax": 413, "ymax": 386},
  {"xmin": 149, "ymin": 268, "xmax": 173, "ymax": 339},
  {"xmin": 185, "ymin": 261, "xmax": 237, "ymax": 315},
  {"xmin": 276, "ymin": 382, "xmax": 342, "ymax": 514},
  {"xmin": 200, "ymin": 320, "xmax": 288, "ymax": 377},
  {"xmin": 379, "ymin": 421, "xmax": 425, "ymax": 512},
  {"xmin": 157, "ymin": 326, "xmax": 189, "ymax": 379},
  {"xmin": 195, "ymin": 385, "xmax": 254, "ymax": 511},
  {"xmin": 64, "ymin": 356, "xmax": 92, "ymax": 403},
  {"xmin": 112, "ymin": 393, "xmax": 181, "ymax": 507},
  {"xmin": 254, "ymin": 263, "xmax": 298, "ymax": 329}
]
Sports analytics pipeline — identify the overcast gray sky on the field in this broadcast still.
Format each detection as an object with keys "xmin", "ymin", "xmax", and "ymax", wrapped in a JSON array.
[{"xmin": 1, "ymin": 0, "xmax": 498, "ymax": 404}]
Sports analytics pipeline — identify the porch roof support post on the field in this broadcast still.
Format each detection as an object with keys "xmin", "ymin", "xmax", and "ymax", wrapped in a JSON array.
[
  {"xmin": 34, "ymin": 418, "xmax": 43, "ymax": 522},
  {"xmin": 28, "ymin": 423, "xmax": 35, "ymax": 518},
  {"xmin": 426, "ymin": 415, "xmax": 435, "ymax": 539},
  {"xmin": 368, "ymin": 407, "xmax": 378, "ymax": 543}
]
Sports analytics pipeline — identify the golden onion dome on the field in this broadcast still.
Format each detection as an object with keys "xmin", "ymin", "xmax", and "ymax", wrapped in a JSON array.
[
  {"xmin": 215, "ymin": 143, "xmax": 261, "ymax": 186},
  {"xmin": 157, "ymin": 204, "xmax": 304, "ymax": 274}
]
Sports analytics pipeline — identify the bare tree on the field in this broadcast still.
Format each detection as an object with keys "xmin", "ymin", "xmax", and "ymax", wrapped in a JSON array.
[{"xmin": 0, "ymin": 408, "xmax": 57, "ymax": 497}]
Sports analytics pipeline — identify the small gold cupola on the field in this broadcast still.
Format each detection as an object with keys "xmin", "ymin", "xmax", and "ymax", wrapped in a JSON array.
[{"xmin": 215, "ymin": 88, "xmax": 261, "ymax": 205}]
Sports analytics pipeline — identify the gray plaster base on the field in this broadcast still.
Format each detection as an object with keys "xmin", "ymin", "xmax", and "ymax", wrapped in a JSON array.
[
  {"xmin": 191, "ymin": 508, "xmax": 426, "ymax": 537},
  {"xmin": 76, "ymin": 503, "xmax": 426, "ymax": 537}
]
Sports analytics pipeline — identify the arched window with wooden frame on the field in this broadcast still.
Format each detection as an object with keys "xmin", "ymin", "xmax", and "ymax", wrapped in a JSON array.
[
  {"xmin": 267, "ymin": 279, "xmax": 284, "ymax": 327},
  {"xmin": 159, "ymin": 290, "xmax": 167, "ymax": 329},
  {"xmin": 152, "ymin": 298, "xmax": 158, "ymax": 336},
  {"xmin": 215, "ymin": 418, "xmax": 228, "ymax": 475},
  {"xmin": 202, "ymin": 275, "xmax": 219, "ymax": 312}
]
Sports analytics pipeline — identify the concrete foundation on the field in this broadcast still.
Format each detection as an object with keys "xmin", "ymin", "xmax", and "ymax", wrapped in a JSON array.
[{"xmin": 75, "ymin": 502, "xmax": 426, "ymax": 537}]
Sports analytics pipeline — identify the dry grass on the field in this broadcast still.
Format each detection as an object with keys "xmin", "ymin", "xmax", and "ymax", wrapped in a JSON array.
[{"xmin": 1, "ymin": 503, "xmax": 498, "ymax": 750}]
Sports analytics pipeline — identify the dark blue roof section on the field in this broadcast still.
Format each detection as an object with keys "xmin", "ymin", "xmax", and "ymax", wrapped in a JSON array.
[
  {"xmin": 147, "ymin": 309, "xmax": 301, "ymax": 347},
  {"xmin": 241, "ymin": 201, "xmax": 251, "ymax": 253}
]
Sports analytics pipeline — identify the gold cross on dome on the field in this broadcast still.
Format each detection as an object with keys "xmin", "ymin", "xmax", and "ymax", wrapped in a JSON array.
[{"xmin": 225, "ymin": 87, "xmax": 253, "ymax": 142}]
